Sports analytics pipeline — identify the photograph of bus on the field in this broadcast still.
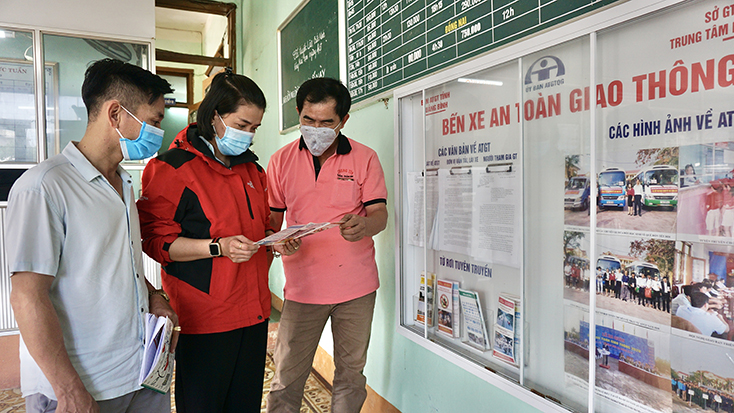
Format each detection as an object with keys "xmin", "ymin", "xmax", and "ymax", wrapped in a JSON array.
[
  {"xmin": 634, "ymin": 165, "xmax": 678, "ymax": 209},
  {"xmin": 627, "ymin": 261, "xmax": 660, "ymax": 279},
  {"xmin": 597, "ymin": 255, "xmax": 622, "ymax": 273},
  {"xmin": 564, "ymin": 175, "xmax": 590, "ymax": 211},
  {"xmin": 598, "ymin": 167, "xmax": 626, "ymax": 210}
]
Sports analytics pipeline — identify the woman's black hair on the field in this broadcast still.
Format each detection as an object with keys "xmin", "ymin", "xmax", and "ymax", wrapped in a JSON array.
[{"xmin": 197, "ymin": 68, "xmax": 266, "ymax": 141}]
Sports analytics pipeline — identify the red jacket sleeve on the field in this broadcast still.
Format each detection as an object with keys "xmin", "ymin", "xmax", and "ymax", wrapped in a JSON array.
[{"xmin": 137, "ymin": 159, "xmax": 185, "ymax": 265}]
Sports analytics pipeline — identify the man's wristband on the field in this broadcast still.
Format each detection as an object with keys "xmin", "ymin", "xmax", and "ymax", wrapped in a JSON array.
[
  {"xmin": 266, "ymin": 245, "xmax": 281, "ymax": 258},
  {"xmin": 149, "ymin": 289, "xmax": 170, "ymax": 302}
]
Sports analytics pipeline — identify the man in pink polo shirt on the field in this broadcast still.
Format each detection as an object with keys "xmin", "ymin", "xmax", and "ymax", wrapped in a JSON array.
[{"xmin": 266, "ymin": 78, "xmax": 388, "ymax": 413}]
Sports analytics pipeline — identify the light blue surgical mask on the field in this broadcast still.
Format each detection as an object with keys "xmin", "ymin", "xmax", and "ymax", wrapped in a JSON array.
[
  {"xmin": 115, "ymin": 105, "xmax": 164, "ymax": 161},
  {"xmin": 215, "ymin": 113, "xmax": 254, "ymax": 157}
]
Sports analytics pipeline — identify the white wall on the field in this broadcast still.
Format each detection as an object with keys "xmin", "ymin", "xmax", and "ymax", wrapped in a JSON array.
[
  {"xmin": 202, "ymin": 15, "xmax": 227, "ymax": 57},
  {"xmin": 0, "ymin": 0, "xmax": 154, "ymax": 39}
]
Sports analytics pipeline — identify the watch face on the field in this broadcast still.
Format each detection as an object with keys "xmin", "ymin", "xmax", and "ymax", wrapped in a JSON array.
[{"xmin": 209, "ymin": 242, "xmax": 221, "ymax": 257}]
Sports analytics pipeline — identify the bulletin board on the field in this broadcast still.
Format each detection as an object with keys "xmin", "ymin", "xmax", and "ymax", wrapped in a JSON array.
[
  {"xmin": 277, "ymin": 0, "xmax": 342, "ymax": 132},
  {"xmin": 394, "ymin": 1, "xmax": 734, "ymax": 412},
  {"xmin": 345, "ymin": 0, "xmax": 622, "ymax": 103}
]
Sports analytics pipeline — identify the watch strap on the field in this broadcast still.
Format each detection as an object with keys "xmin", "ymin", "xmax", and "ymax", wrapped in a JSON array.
[
  {"xmin": 149, "ymin": 289, "xmax": 170, "ymax": 302},
  {"xmin": 210, "ymin": 237, "xmax": 222, "ymax": 257}
]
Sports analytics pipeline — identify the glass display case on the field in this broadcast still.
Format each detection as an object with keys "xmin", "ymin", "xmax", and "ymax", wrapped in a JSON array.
[{"xmin": 394, "ymin": 1, "xmax": 734, "ymax": 411}]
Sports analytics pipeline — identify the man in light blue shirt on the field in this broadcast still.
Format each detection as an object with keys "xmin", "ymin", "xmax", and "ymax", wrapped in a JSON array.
[
  {"xmin": 676, "ymin": 292, "xmax": 729, "ymax": 337},
  {"xmin": 7, "ymin": 59, "xmax": 178, "ymax": 413}
]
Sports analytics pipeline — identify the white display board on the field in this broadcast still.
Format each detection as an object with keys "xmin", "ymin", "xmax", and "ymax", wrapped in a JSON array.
[{"xmin": 395, "ymin": 1, "xmax": 734, "ymax": 412}]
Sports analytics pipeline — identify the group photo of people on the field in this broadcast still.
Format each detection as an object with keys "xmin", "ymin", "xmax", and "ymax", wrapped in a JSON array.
[
  {"xmin": 671, "ymin": 335, "xmax": 734, "ymax": 413},
  {"xmin": 595, "ymin": 263, "xmax": 672, "ymax": 313},
  {"xmin": 563, "ymin": 231, "xmax": 677, "ymax": 326},
  {"xmin": 593, "ymin": 235, "xmax": 676, "ymax": 326},
  {"xmin": 563, "ymin": 231, "xmax": 591, "ymax": 300},
  {"xmin": 564, "ymin": 255, "xmax": 590, "ymax": 292},
  {"xmin": 671, "ymin": 377, "xmax": 734, "ymax": 413}
]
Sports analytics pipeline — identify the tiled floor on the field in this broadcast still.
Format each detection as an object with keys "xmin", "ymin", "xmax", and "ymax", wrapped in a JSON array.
[{"xmin": 0, "ymin": 389, "xmax": 22, "ymax": 413}]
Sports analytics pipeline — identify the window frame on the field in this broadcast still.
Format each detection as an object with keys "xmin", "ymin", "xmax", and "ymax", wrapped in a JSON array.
[{"xmin": 0, "ymin": 24, "xmax": 153, "ymax": 206}]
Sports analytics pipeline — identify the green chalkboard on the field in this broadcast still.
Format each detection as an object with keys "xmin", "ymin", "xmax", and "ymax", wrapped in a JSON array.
[
  {"xmin": 346, "ymin": 0, "xmax": 623, "ymax": 103},
  {"xmin": 279, "ymin": 0, "xmax": 341, "ymax": 131}
]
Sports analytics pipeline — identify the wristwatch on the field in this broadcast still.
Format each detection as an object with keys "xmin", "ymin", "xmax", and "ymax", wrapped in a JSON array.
[
  {"xmin": 209, "ymin": 237, "xmax": 222, "ymax": 257},
  {"xmin": 149, "ymin": 289, "xmax": 170, "ymax": 302}
]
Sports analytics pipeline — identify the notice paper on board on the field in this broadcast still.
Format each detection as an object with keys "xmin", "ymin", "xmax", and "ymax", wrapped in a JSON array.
[
  {"xmin": 255, "ymin": 222, "xmax": 341, "ymax": 246},
  {"xmin": 406, "ymin": 171, "xmax": 439, "ymax": 247},
  {"xmin": 434, "ymin": 165, "xmax": 521, "ymax": 268}
]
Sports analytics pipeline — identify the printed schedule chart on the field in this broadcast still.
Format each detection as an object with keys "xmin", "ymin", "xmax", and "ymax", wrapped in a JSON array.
[{"xmin": 346, "ymin": 0, "xmax": 620, "ymax": 102}]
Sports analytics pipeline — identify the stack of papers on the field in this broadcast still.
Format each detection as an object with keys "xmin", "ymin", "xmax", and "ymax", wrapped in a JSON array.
[
  {"xmin": 256, "ymin": 222, "xmax": 341, "ymax": 246},
  {"xmin": 139, "ymin": 313, "xmax": 175, "ymax": 393}
]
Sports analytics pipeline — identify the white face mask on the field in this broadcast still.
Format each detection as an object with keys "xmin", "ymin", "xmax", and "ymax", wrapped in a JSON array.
[{"xmin": 300, "ymin": 122, "xmax": 341, "ymax": 157}]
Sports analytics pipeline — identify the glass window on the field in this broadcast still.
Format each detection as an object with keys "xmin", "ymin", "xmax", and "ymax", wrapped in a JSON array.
[
  {"xmin": 396, "ymin": 1, "xmax": 734, "ymax": 411},
  {"xmin": 159, "ymin": 74, "xmax": 188, "ymax": 104},
  {"xmin": 160, "ymin": 107, "xmax": 189, "ymax": 153},
  {"xmin": 0, "ymin": 169, "xmax": 27, "ymax": 201},
  {"xmin": 522, "ymin": 36, "xmax": 591, "ymax": 413},
  {"xmin": 399, "ymin": 60, "xmax": 523, "ymax": 380},
  {"xmin": 592, "ymin": 1, "xmax": 734, "ymax": 411},
  {"xmin": 41, "ymin": 34, "xmax": 149, "ymax": 159},
  {"xmin": 0, "ymin": 28, "xmax": 37, "ymax": 163}
]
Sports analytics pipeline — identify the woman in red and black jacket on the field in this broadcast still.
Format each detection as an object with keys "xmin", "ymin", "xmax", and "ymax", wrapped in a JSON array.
[{"xmin": 137, "ymin": 70, "xmax": 296, "ymax": 413}]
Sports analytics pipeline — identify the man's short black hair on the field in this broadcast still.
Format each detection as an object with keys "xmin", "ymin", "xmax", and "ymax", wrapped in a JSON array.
[
  {"xmin": 691, "ymin": 282, "xmax": 705, "ymax": 293},
  {"xmin": 296, "ymin": 77, "xmax": 351, "ymax": 120},
  {"xmin": 82, "ymin": 58, "xmax": 172, "ymax": 121},
  {"xmin": 197, "ymin": 70, "xmax": 266, "ymax": 142},
  {"xmin": 690, "ymin": 291, "xmax": 709, "ymax": 308}
]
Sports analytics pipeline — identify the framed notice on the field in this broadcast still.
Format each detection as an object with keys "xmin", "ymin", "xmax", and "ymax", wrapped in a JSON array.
[
  {"xmin": 277, "ymin": 0, "xmax": 343, "ymax": 132},
  {"xmin": 345, "ymin": 0, "xmax": 622, "ymax": 103}
]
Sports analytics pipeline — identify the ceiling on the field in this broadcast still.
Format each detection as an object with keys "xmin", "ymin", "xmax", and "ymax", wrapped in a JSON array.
[{"xmin": 155, "ymin": 7, "xmax": 211, "ymax": 32}]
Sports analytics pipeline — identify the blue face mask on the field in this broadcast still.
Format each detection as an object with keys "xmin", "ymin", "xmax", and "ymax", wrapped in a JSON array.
[
  {"xmin": 215, "ymin": 113, "xmax": 254, "ymax": 157},
  {"xmin": 116, "ymin": 105, "xmax": 164, "ymax": 161}
]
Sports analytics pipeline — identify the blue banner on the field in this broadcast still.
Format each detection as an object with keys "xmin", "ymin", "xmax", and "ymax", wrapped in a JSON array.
[{"xmin": 580, "ymin": 321, "xmax": 654, "ymax": 366}]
